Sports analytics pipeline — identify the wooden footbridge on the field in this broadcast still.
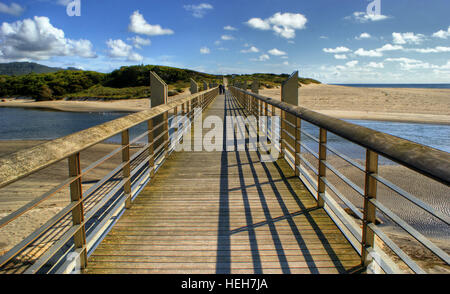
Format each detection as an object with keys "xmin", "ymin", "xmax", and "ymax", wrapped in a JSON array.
[{"xmin": 0, "ymin": 73, "xmax": 449, "ymax": 274}]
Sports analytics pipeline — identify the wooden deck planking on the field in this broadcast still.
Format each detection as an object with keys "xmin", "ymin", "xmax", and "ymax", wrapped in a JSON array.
[{"xmin": 85, "ymin": 92, "xmax": 362, "ymax": 274}]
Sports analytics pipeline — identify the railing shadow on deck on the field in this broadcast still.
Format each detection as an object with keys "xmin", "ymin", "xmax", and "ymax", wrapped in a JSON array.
[{"xmin": 215, "ymin": 91, "xmax": 365, "ymax": 274}]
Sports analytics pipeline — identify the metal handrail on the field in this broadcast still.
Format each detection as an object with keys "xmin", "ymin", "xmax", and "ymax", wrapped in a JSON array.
[{"xmin": 229, "ymin": 85, "xmax": 450, "ymax": 274}]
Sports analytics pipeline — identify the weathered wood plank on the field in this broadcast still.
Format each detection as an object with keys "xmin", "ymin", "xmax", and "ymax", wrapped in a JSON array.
[{"xmin": 85, "ymin": 93, "xmax": 362, "ymax": 274}]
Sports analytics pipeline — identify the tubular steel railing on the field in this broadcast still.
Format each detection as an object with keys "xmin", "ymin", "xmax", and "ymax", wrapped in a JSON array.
[
  {"xmin": 229, "ymin": 86, "xmax": 450, "ymax": 274},
  {"xmin": 0, "ymin": 87, "xmax": 219, "ymax": 274}
]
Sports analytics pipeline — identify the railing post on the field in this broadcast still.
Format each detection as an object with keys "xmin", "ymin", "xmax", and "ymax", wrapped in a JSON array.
[
  {"xmin": 361, "ymin": 149, "xmax": 379, "ymax": 265},
  {"xmin": 317, "ymin": 128, "xmax": 327, "ymax": 207},
  {"xmin": 122, "ymin": 130, "xmax": 132, "ymax": 209},
  {"xmin": 164, "ymin": 111, "xmax": 169, "ymax": 154},
  {"xmin": 68, "ymin": 153, "xmax": 87, "ymax": 269},
  {"xmin": 280, "ymin": 110, "xmax": 286, "ymax": 156},
  {"xmin": 148, "ymin": 119, "xmax": 155, "ymax": 177},
  {"xmin": 295, "ymin": 117, "xmax": 301, "ymax": 177}
]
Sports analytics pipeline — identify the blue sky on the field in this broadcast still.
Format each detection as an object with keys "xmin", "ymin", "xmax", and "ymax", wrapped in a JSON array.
[{"xmin": 0, "ymin": 0, "xmax": 449, "ymax": 83}]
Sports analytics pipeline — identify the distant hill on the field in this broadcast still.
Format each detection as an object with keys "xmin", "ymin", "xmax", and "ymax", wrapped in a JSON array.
[
  {"xmin": 0, "ymin": 62, "xmax": 80, "ymax": 76},
  {"xmin": 0, "ymin": 62, "xmax": 320, "ymax": 101}
]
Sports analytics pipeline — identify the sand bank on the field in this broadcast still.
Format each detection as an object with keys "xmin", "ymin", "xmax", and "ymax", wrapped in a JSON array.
[{"xmin": 260, "ymin": 84, "xmax": 450, "ymax": 124}]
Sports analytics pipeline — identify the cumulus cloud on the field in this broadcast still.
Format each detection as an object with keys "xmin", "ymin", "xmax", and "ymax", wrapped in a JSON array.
[
  {"xmin": 268, "ymin": 48, "xmax": 287, "ymax": 56},
  {"xmin": 221, "ymin": 35, "xmax": 235, "ymax": 41},
  {"xmin": 376, "ymin": 44, "xmax": 404, "ymax": 52},
  {"xmin": 355, "ymin": 32, "xmax": 371, "ymax": 40},
  {"xmin": 323, "ymin": 46, "xmax": 351, "ymax": 54},
  {"xmin": 128, "ymin": 11, "xmax": 174, "ymax": 36},
  {"xmin": 334, "ymin": 54, "xmax": 347, "ymax": 60},
  {"xmin": 253, "ymin": 54, "xmax": 270, "ymax": 61},
  {"xmin": 224, "ymin": 25, "xmax": 237, "ymax": 31},
  {"xmin": 107, "ymin": 39, "xmax": 142, "ymax": 61},
  {"xmin": 354, "ymin": 48, "xmax": 383, "ymax": 57},
  {"xmin": 127, "ymin": 36, "xmax": 151, "ymax": 49},
  {"xmin": 200, "ymin": 46, "xmax": 210, "ymax": 54},
  {"xmin": 0, "ymin": 2, "xmax": 24, "ymax": 16},
  {"xmin": 241, "ymin": 46, "xmax": 259, "ymax": 53},
  {"xmin": 183, "ymin": 3, "xmax": 213, "ymax": 18},
  {"xmin": 246, "ymin": 12, "xmax": 307, "ymax": 39},
  {"xmin": 367, "ymin": 62, "xmax": 384, "ymax": 68},
  {"xmin": 392, "ymin": 32, "xmax": 425, "ymax": 45},
  {"xmin": 432, "ymin": 26, "xmax": 450, "ymax": 39},
  {"xmin": 345, "ymin": 12, "xmax": 389, "ymax": 23},
  {"xmin": 0, "ymin": 16, "xmax": 96, "ymax": 61},
  {"xmin": 346, "ymin": 60, "xmax": 359, "ymax": 68},
  {"xmin": 410, "ymin": 46, "xmax": 450, "ymax": 53}
]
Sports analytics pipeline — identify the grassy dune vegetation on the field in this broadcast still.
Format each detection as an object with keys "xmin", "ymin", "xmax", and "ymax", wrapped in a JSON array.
[{"xmin": 0, "ymin": 64, "xmax": 320, "ymax": 101}]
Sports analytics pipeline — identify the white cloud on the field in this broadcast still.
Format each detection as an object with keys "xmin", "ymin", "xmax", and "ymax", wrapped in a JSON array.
[
  {"xmin": 224, "ymin": 25, "xmax": 237, "ymax": 31},
  {"xmin": 346, "ymin": 60, "xmax": 358, "ymax": 68},
  {"xmin": 0, "ymin": 16, "xmax": 96, "ymax": 61},
  {"xmin": 392, "ymin": 32, "xmax": 425, "ymax": 45},
  {"xmin": 246, "ymin": 12, "xmax": 307, "ymax": 39},
  {"xmin": 334, "ymin": 54, "xmax": 347, "ymax": 60},
  {"xmin": 319, "ymin": 36, "xmax": 328, "ymax": 39},
  {"xmin": 0, "ymin": 2, "xmax": 24, "ymax": 15},
  {"xmin": 241, "ymin": 46, "xmax": 259, "ymax": 53},
  {"xmin": 221, "ymin": 35, "xmax": 235, "ymax": 41},
  {"xmin": 107, "ymin": 39, "xmax": 142, "ymax": 61},
  {"xmin": 200, "ymin": 46, "xmax": 210, "ymax": 54},
  {"xmin": 283, "ymin": 61, "xmax": 289, "ymax": 66},
  {"xmin": 354, "ymin": 48, "xmax": 383, "ymax": 57},
  {"xmin": 356, "ymin": 32, "xmax": 371, "ymax": 40},
  {"xmin": 367, "ymin": 62, "xmax": 384, "ymax": 68},
  {"xmin": 376, "ymin": 44, "xmax": 404, "ymax": 52},
  {"xmin": 127, "ymin": 36, "xmax": 151, "ymax": 49},
  {"xmin": 183, "ymin": 3, "xmax": 213, "ymax": 18},
  {"xmin": 268, "ymin": 48, "xmax": 287, "ymax": 56},
  {"xmin": 323, "ymin": 46, "xmax": 351, "ymax": 54},
  {"xmin": 128, "ymin": 11, "xmax": 174, "ymax": 36},
  {"xmin": 411, "ymin": 46, "xmax": 450, "ymax": 53},
  {"xmin": 432, "ymin": 26, "xmax": 450, "ymax": 39},
  {"xmin": 254, "ymin": 54, "xmax": 270, "ymax": 61},
  {"xmin": 214, "ymin": 40, "xmax": 221, "ymax": 46},
  {"xmin": 345, "ymin": 12, "xmax": 389, "ymax": 23}
]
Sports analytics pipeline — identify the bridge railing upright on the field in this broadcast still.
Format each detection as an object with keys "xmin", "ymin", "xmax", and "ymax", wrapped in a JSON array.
[
  {"xmin": 229, "ymin": 82, "xmax": 450, "ymax": 274},
  {"xmin": 0, "ymin": 82, "xmax": 219, "ymax": 274}
]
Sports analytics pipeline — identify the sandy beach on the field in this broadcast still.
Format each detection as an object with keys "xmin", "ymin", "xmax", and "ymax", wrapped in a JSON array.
[
  {"xmin": 0, "ymin": 90, "xmax": 193, "ymax": 113},
  {"xmin": 260, "ymin": 84, "xmax": 450, "ymax": 124},
  {"xmin": 1, "ymin": 84, "xmax": 449, "ymax": 124}
]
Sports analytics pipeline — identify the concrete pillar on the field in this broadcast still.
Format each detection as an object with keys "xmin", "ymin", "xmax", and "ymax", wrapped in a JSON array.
[
  {"xmin": 150, "ymin": 71, "xmax": 168, "ymax": 152},
  {"xmin": 190, "ymin": 78, "xmax": 198, "ymax": 94},
  {"xmin": 203, "ymin": 81, "xmax": 208, "ymax": 91},
  {"xmin": 251, "ymin": 80, "xmax": 259, "ymax": 94}
]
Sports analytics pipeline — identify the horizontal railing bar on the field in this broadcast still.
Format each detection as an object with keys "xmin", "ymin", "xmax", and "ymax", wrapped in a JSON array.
[
  {"xmin": 129, "ymin": 130, "xmax": 150, "ymax": 146},
  {"xmin": 369, "ymin": 198, "xmax": 450, "ymax": 264},
  {"xmin": 281, "ymin": 128, "xmax": 296, "ymax": 142},
  {"xmin": 0, "ymin": 176, "xmax": 76, "ymax": 229},
  {"xmin": 82, "ymin": 162, "xmax": 126, "ymax": 200},
  {"xmin": 0, "ymin": 87, "xmax": 217, "ymax": 189},
  {"xmin": 371, "ymin": 174, "xmax": 450, "ymax": 225},
  {"xmin": 24, "ymin": 225, "xmax": 82, "ymax": 274},
  {"xmin": 0, "ymin": 200, "xmax": 79, "ymax": 268},
  {"xmin": 230, "ymin": 87, "xmax": 450, "ymax": 186},
  {"xmin": 282, "ymin": 118, "xmax": 296, "ymax": 129},
  {"xmin": 299, "ymin": 142, "xmax": 319, "ymax": 160},
  {"xmin": 367, "ymin": 223, "xmax": 426, "ymax": 274},
  {"xmin": 322, "ymin": 160, "xmax": 365, "ymax": 196},
  {"xmin": 323, "ymin": 143, "xmax": 365, "ymax": 172},
  {"xmin": 320, "ymin": 176, "xmax": 364, "ymax": 220},
  {"xmin": 320, "ymin": 192, "xmax": 362, "ymax": 243},
  {"xmin": 300, "ymin": 129, "xmax": 320, "ymax": 143},
  {"xmin": 298, "ymin": 154, "xmax": 319, "ymax": 176}
]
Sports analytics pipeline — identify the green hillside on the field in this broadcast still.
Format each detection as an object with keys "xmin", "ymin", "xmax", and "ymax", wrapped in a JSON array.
[
  {"xmin": 0, "ymin": 63, "xmax": 320, "ymax": 101},
  {"xmin": 0, "ymin": 62, "xmax": 78, "ymax": 76}
]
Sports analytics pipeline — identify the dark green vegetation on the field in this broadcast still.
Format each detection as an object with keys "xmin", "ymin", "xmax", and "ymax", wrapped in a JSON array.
[
  {"xmin": 0, "ymin": 62, "xmax": 320, "ymax": 101},
  {"xmin": 0, "ymin": 62, "xmax": 79, "ymax": 76},
  {"xmin": 228, "ymin": 73, "xmax": 321, "ymax": 89}
]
